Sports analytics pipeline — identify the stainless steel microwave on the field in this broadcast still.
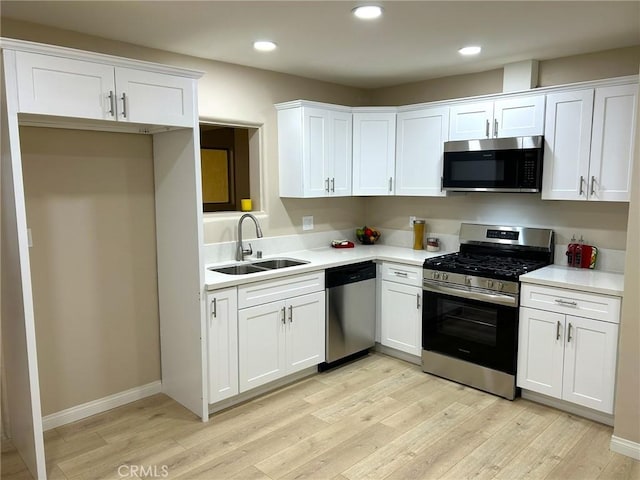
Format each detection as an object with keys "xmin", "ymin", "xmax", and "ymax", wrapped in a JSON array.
[{"xmin": 442, "ymin": 136, "xmax": 543, "ymax": 193}]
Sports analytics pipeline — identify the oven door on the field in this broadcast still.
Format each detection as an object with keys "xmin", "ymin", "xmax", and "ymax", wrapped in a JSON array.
[{"xmin": 422, "ymin": 286, "xmax": 518, "ymax": 374}]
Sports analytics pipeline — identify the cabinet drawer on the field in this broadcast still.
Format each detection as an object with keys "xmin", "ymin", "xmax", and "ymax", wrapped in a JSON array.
[
  {"xmin": 238, "ymin": 271, "xmax": 325, "ymax": 309},
  {"xmin": 520, "ymin": 283, "xmax": 620, "ymax": 323},
  {"xmin": 381, "ymin": 262, "xmax": 422, "ymax": 287}
]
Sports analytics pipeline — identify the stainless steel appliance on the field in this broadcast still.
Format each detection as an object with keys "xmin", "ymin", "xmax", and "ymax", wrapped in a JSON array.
[
  {"xmin": 442, "ymin": 136, "xmax": 543, "ymax": 193},
  {"xmin": 325, "ymin": 261, "xmax": 376, "ymax": 364},
  {"xmin": 422, "ymin": 223, "xmax": 554, "ymax": 399}
]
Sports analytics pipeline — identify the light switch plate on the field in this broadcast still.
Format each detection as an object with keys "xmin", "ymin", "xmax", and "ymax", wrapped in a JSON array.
[{"xmin": 302, "ymin": 215, "xmax": 314, "ymax": 231}]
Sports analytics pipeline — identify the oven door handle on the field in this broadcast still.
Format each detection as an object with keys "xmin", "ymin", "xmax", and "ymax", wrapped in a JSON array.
[{"xmin": 422, "ymin": 282, "xmax": 518, "ymax": 307}]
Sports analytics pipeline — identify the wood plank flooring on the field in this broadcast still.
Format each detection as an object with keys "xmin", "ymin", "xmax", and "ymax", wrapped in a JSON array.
[{"xmin": 2, "ymin": 353, "xmax": 638, "ymax": 480}]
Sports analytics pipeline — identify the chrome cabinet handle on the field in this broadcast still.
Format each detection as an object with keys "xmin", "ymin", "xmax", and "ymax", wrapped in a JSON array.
[
  {"xmin": 389, "ymin": 177, "xmax": 393, "ymax": 192},
  {"xmin": 281, "ymin": 306, "xmax": 286, "ymax": 325},
  {"xmin": 394, "ymin": 271, "xmax": 408, "ymax": 277},
  {"xmin": 567, "ymin": 323, "xmax": 573, "ymax": 343},
  {"xmin": 494, "ymin": 119, "xmax": 498, "ymax": 137},
  {"xmin": 485, "ymin": 119, "xmax": 490, "ymax": 138},
  {"xmin": 120, "ymin": 92, "xmax": 127, "ymax": 118},
  {"xmin": 579, "ymin": 176, "xmax": 585, "ymax": 196},
  {"xmin": 325, "ymin": 178, "xmax": 330, "ymax": 193},
  {"xmin": 556, "ymin": 320, "xmax": 561, "ymax": 340},
  {"xmin": 330, "ymin": 178, "xmax": 335, "ymax": 193},
  {"xmin": 555, "ymin": 299, "xmax": 577, "ymax": 306},
  {"xmin": 590, "ymin": 176, "xmax": 596, "ymax": 196},
  {"xmin": 288, "ymin": 305, "xmax": 293, "ymax": 323},
  {"xmin": 212, "ymin": 298, "xmax": 217, "ymax": 318},
  {"xmin": 108, "ymin": 91, "xmax": 116, "ymax": 117},
  {"xmin": 416, "ymin": 293, "xmax": 421, "ymax": 309}
]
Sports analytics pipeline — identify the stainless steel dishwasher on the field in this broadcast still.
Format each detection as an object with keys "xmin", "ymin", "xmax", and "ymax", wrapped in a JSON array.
[{"xmin": 324, "ymin": 261, "xmax": 377, "ymax": 364}]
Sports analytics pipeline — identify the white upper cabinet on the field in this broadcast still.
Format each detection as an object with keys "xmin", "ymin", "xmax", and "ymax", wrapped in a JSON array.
[
  {"xmin": 114, "ymin": 67, "xmax": 194, "ymax": 127},
  {"xmin": 395, "ymin": 106, "xmax": 449, "ymax": 196},
  {"xmin": 542, "ymin": 83, "xmax": 637, "ymax": 202},
  {"xmin": 352, "ymin": 110, "xmax": 397, "ymax": 196},
  {"xmin": 277, "ymin": 101, "xmax": 352, "ymax": 198},
  {"xmin": 542, "ymin": 89, "xmax": 594, "ymax": 200},
  {"xmin": 16, "ymin": 51, "xmax": 116, "ymax": 120},
  {"xmin": 449, "ymin": 95, "xmax": 545, "ymax": 141},
  {"xmin": 588, "ymin": 84, "xmax": 638, "ymax": 202},
  {"xmin": 14, "ymin": 50, "xmax": 194, "ymax": 127}
]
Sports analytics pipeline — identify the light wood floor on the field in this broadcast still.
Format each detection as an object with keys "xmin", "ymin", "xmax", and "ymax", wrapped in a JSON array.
[{"xmin": 2, "ymin": 353, "xmax": 639, "ymax": 480}]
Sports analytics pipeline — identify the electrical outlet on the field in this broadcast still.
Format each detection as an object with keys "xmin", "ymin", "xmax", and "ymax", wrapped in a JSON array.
[
  {"xmin": 27, "ymin": 228, "xmax": 33, "ymax": 248},
  {"xmin": 409, "ymin": 216, "xmax": 416, "ymax": 228},
  {"xmin": 302, "ymin": 215, "xmax": 314, "ymax": 231}
]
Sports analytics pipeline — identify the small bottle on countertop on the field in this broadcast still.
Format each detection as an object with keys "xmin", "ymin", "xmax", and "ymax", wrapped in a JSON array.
[{"xmin": 413, "ymin": 220, "xmax": 425, "ymax": 250}]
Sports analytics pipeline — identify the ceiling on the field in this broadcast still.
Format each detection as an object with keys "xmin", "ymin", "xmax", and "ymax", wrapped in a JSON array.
[{"xmin": 1, "ymin": 1, "xmax": 639, "ymax": 88}]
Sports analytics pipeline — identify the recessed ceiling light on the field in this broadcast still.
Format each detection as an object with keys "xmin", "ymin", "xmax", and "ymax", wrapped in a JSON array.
[
  {"xmin": 352, "ymin": 5, "xmax": 383, "ymax": 19},
  {"xmin": 458, "ymin": 46, "xmax": 482, "ymax": 56},
  {"xmin": 254, "ymin": 41, "xmax": 277, "ymax": 52}
]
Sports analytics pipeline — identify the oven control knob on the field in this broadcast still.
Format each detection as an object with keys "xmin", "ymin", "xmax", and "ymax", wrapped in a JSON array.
[
  {"xmin": 441, "ymin": 273, "xmax": 448, "ymax": 281},
  {"xmin": 433, "ymin": 272, "xmax": 440, "ymax": 280},
  {"xmin": 487, "ymin": 280, "xmax": 494, "ymax": 288},
  {"xmin": 465, "ymin": 276, "xmax": 471, "ymax": 285},
  {"xmin": 496, "ymin": 281, "xmax": 504, "ymax": 291}
]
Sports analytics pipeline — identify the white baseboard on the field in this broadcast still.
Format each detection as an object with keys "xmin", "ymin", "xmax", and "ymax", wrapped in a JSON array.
[
  {"xmin": 610, "ymin": 435, "xmax": 640, "ymax": 460},
  {"xmin": 521, "ymin": 390, "xmax": 614, "ymax": 426},
  {"xmin": 42, "ymin": 381, "xmax": 162, "ymax": 431}
]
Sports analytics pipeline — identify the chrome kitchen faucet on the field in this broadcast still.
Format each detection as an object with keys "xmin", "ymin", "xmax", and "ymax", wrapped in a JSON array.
[{"xmin": 236, "ymin": 213, "xmax": 263, "ymax": 261}]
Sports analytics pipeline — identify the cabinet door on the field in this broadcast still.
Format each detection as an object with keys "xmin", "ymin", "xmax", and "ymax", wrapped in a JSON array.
[
  {"xmin": 328, "ymin": 110, "xmax": 353, "ymax": 196},
  {"xmin": 448, "ymin": 102, "xmax": 493, "ymax": 141},
  {"xmin": 207, "ymin": 288, "xmax": 238, "ymax": 404},
  {"xmin": 541, "ymin": 90, "xmax": 594, "ymax": 200},
  {"xmin": 238, "ymin": 301, "xmax": 286, "ymax": 392},
  {"xmin": 381, "ymin": 281, "xmax": 422, "ymax": 356},
  {"xmin": 352, "ymin": 112, "xmax": 397, "ymax": 195},
  {"xmin": 517, "ymin": 307, "xmax": 565, "ymax": 399},
  {"xmin": 115, "ymin": 67, "xmax": 194, "ymax": 127},
  {"xmin": 562, "ymin": 315, "xmax": 619, "ymax": 413},
  {"xmin": 494, "ymin": 95, "xmax": 545, "ymax": 138},
  {"xmin": 15, "ymin": 51, "xmax": 115, "ymax": 120},
  {"xmin": 588, "ymin": 84, "xmax": 638, "ymax": 202},
  {"xmin": 395, "ymin": 107, "xmax": 449, "ymax": 196},
  {"xmin": 302, "ymin": 107, "xmax": 331, "ymax": 197},
  {"xmin": 286, "ymin": 291, "xmax": 326, "ymax": 373}
]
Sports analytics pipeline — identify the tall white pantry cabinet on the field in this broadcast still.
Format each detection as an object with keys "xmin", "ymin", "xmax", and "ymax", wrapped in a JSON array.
[{"xmin": 1, "ymin": 38, "xmax": 207, "ymax": 478}]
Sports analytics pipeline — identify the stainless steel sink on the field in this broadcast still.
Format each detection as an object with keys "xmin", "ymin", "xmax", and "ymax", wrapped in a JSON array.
[
  {"xmin": 251, "ymin": 258, "xmax": 309, "ymax": 269},
  {"xmin": 208, "ymin": 264, "xmax": 268, "ymax": 275},
  {"xmin": 208, "ymin": 257, "xmax": 309, "ymax": 275}
]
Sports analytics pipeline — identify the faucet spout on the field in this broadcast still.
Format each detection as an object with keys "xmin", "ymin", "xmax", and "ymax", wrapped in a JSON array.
[{"xmin": 236, "ymin": 213, "xmax": 263, "ymax": 261}]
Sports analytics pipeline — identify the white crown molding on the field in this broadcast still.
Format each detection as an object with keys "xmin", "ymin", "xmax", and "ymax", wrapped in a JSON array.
[{"xmin": 0, "ymin": 37, "xmax": 203, "ymax": 79}]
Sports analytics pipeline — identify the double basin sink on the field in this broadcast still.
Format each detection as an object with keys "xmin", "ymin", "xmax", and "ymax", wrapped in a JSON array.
[{"xmin": 208, "ymin": 258, "xmax": 309, "ymax": 275}]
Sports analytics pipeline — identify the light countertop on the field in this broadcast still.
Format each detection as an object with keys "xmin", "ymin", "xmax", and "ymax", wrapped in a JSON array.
[
  {"xmin": 519, "ymin": 265, "xmax": 625, "ymax": 297},
  {"xmin": 205, "ymin": 244, "xmax": 450, "ymax": 291}
]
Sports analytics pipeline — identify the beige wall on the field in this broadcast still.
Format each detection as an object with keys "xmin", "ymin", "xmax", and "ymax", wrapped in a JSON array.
[
  {"xmin": 612, "ymin": 68, "xmax": 640, "ymax": 445},
  {"xmin": 20, "ymin": 127, "xmax": 160, "ymax": 415}
]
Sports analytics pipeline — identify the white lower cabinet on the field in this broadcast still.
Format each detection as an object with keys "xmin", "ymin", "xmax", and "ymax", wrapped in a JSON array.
[
  {"xmin": 380, "ymin": 263, "xmax": 422, "ymax": 356},
  {"xmin": 206, "ymin": 288, "xmax": 239, "ymax": 404},
  {"xmin": 238, "ymin": 273, "xmax": 325, "ymax": 393},
  {"xmin": 517, "ymin": 284, "xmax": 620, "ymax": 414}
]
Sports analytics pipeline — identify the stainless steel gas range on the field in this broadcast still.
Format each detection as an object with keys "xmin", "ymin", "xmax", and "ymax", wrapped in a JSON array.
[{"xmin": 421, "ymin": 223, "xmax": 554, "ymax": 400}]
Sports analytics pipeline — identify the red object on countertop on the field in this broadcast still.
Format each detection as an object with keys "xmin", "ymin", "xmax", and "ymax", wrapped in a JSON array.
[{"xmin": 331, "ymin": 240, "xmax": 355, "ymax": 248}]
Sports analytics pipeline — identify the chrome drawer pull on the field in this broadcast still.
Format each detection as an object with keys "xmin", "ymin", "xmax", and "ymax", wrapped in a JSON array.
[
  {"xmin": 394, "ymin": 271, "xmax": 408, "ymax": 277},
  {"xmin": 554, "ymin": 299, "xmax": 578, "ymax": 306},
  {"xmin": 107, "ymin": 91, "xmax": 116, "ymax": 117},
  {"xmin": 288, "ymin": 305, "xmax": 293, "ymax": 323},
  {"xmin": 281, "ymin": 306, "xmax": 286, "ymax": 325},
  {"xmin": 567, "ymin": 323, "xmax": 573, "ymax": 343},
  {"xmin": 212, "ymin": 298, "xmax": 217, "ymax": 318},
  {"xmin": 556, "ymin": 320, "xmax": 561, "ymax": 340},
  {"xmin": 416, "ymin": 293, "xmax": 421, "ymax": 309}
]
